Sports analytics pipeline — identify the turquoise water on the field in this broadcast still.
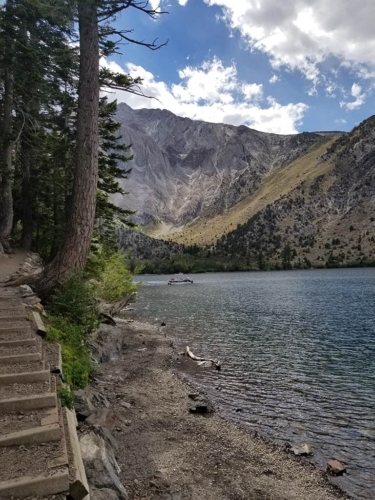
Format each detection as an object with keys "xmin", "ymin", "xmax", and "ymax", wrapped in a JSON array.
[{"xmin": 134, "ymin": 269, "xmax": 375, "ymax": 499}]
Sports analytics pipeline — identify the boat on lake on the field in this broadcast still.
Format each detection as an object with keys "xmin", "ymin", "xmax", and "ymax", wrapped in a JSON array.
[{"xmin": 168, "ymin": 275, "xmax": 193, "ymax": 285}]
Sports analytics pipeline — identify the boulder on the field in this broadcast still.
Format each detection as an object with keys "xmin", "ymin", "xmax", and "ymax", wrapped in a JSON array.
[
  {"xmin": 91, "ymin": 489, "xmax": 120, "ymax": 500},
  {"xmin": 74, "ymin": 389, "xmax": 94, "ymax": 420},
  {"xmin": 21, "ymin": 296, "xmax": 41, "ymax": 305},
  {"xmin": 291, "ymin": 444, "xmax": 313, "ymax": 456},
  {"xmin": 327, "ymin": 459, "xmax": 346, "ymax": 476},
  {"xmin": 86, "ymin": 409, "xmax": 116, "ymax": 431},
  {"xmin": 79, "ymin": 430, "xmax": 127, "ymax": 499},
  {"xmin": 189, "ymin": 399, "xmax": 213, "ymax": 415},
  {"xmin": 19, "ymin": 284, "xmax": 34, "ymax": 295}
]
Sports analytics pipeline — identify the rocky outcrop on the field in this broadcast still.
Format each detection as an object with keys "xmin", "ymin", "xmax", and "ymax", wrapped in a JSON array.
[
  {"xmin": 211, "ymin": 115, "xmax": 375, "ymax": 267},
  {"xmin": 113, "ymin": 103, "xmax": 323, "ymax": 230}
]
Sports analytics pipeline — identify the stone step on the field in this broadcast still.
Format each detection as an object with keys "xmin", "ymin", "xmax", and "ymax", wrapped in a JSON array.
[
  {"xmin": 0, "ymin": 437, "xmax": 67, "ymax": 480},
  {"xmin": 0, "ymin": 468, "xmax": 69, "ymax": 498},
  {"xmin": 0, "ymin": 326, "xmax": 33, "ymax": 336},
  {"xmin": 0, "ymin": 329, "xmax": 34, "ymax": 342},
  {"xmin": 0, "ymin": 406, "xmax": 59, "ymax": 436},
  {"xmin": 0, "ymin": 422, "xmax": 62, "ymax": 447},
  {"xmin": 0, "ymin": 314, "xmax": 29, "ymax": 321},
  {"xmin": 0, "ymin": 320, "xmax": 30, "ymax": 329},
  {"xmin": 0, "ymin": 392, "xmax": 57, "ymax": 413},
  {"xmin": 0, "ymin": 292, "xmax": 17, "ymax": 299},
  {"xmin": 0, "ymin": 338, "xmax": 36, "ymax": 349},
  {"xmin": 0, "ymin": 305, "xmax": 26, "ymax": 313},
  {"xmin": 0, "ymin": 343, "xmax": 39, "ymax": 357},
  {"xmin": 0, "ymin": 360, "xmax": 45, "ymax": 375},
  {"xmin": 0, "ymin": 352, "xmax": 41, "ymax": 365},
  {"xmin": 0, "ymin": 379, "xmax": 51, "ymax": 400},
  {"xmin": 0, "ymin": 369, "xmax": 50, "ymax": 386}
]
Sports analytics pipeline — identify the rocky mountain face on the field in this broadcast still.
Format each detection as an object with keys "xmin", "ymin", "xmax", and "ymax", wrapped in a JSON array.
[
  {"xmin": 213, "ymin": 116, "xmax": 375, "ymax": 267},
  {"xmin": 118, "ymin": 227, "xmax": 184, "ymax": 260},
  {"xmin": 113, "ymin": 103, "xmax": 323, "ymax": 231}
]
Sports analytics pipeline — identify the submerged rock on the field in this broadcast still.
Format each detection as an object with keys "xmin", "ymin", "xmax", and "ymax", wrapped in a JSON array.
[
  {"xmin": 327, "ymin": 459, "xmax": 347, "ymax": 476},
  {"xmin": 291, "ymin": 444, "xmax": 313, "ymax": 456}
]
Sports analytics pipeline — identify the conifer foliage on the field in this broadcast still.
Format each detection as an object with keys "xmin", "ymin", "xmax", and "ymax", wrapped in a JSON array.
[{"xmin": 0, "ymin": 0, "xmax": 166, "ymax": 297}]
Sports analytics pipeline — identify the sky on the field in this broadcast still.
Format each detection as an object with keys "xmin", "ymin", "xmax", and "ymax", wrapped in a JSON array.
[{"xmin": 103, "ymin": 0, "xmax": 375, "ymax": 134}]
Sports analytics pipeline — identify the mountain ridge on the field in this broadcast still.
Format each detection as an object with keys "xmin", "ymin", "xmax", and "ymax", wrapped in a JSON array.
[{"xmin": 113, "ymin": 103, "xmax": 331, "ymax": 232}]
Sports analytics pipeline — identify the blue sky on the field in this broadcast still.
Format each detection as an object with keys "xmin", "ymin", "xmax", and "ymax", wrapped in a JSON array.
[{"xmin": 103, "ymin": 0, "xmax": 375, "ymax": 134}]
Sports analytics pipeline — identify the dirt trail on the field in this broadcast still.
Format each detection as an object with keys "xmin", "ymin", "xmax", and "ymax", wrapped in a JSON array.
[
  {"xmin": 90, "ymin": 321, "xmax": 349, "ymax": 500},
  {"xmin": 0, "ymin": 251, "xmax": 28, "ymax": 282}
]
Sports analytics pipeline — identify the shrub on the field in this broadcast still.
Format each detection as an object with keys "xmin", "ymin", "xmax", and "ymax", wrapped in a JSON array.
[
  {"xmin": 48, "ymin": 273, "xmax": 99, "ymax": 334},
  {"xmin": 94, "ymin": 253, "xmax": 139, "ymax": 303},
  {"xmin": 57, "ymin": 386, "xmax": 74, "ymax": 409},
  {"xmin": 47, "ymin": 316, "xmax": 91, "ymax": 390},
  {"xmin": 47, "ymin": 274, "xmax": 97, "ymax": 395}
]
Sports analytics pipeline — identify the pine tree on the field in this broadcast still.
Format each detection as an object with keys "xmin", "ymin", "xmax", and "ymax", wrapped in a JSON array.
[{"xmin": 36, "ymin": 0, "xmax": 167, "ymax": 297}]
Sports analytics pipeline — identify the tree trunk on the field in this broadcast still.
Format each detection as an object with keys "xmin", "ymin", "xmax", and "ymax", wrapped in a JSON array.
[
  {"xmin": 0, "ymin": 0, "xmax": 15, "ymax": 253},
  {"xmin": 36, "ymin": 0, "xmax": 100, "ymax": 299},
  {"xmin": 20, "ymin": 120, "xmax": 33, "ymax": 250}
]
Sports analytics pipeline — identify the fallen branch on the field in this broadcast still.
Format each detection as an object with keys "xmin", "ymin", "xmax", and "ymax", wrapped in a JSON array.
[{"xmin": 184, "ymin": 346, "xmax": 221, "ymax": 371}]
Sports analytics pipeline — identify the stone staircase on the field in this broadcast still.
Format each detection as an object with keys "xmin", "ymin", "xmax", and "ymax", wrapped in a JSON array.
[{"xmin": 0, "ymin": 288, "xmax": 89, "ymax": 499}]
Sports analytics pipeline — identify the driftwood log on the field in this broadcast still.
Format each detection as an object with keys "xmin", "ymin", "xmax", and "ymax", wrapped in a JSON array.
[{"xmin": 184, "ymin": 346, "xmax": 221, "ymax": 371}]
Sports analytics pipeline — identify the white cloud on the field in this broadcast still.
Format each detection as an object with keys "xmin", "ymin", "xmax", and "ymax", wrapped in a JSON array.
[
  {"xmin": 203, "ymin": 0, "xmax": 375, "ymax": 88},
  {"xmin": 242, "ymin": 83, "xmax": 263, "ymax": 101},
  {"xmin": 269, "ymin": 74, "xmax": 279, "ymax": 84},
  {"xmin": 178, "ymin": 0, "xmax": 189, "ymax": 5},
  {"xmin": 101, "ymin": 57, "xmax": 308, "ymax": 134},
  {"xmin": 340, "ymin": 83, "xmax": 366, "ymax": 110}
]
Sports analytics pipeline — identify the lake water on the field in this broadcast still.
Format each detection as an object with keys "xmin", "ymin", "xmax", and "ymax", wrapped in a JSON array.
[{"xmin": 134, "ymin": 269, "xmax": 375, "ymax": 499}]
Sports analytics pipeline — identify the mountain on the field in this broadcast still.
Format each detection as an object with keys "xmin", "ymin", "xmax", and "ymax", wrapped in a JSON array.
[
  {"xmin": 113, "ymin": 103, "xmax": 326, "ymax": 233},
  {"xmin": 171, "ymin": 116, "xmax": 375, "ymax": 268}
]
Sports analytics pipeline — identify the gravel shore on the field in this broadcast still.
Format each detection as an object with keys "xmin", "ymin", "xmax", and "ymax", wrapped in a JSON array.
[{"xmin": 88, "ymin": 319, "xmax": 349, "ymax": 500}]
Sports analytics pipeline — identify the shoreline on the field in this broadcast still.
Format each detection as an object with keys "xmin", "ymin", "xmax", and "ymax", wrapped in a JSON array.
[{"xmin": 83, "ymin": 318, "xmax": 351, "ymax": 500}]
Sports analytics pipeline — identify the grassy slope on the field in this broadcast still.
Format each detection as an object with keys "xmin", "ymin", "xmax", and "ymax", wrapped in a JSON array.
[{"xmin": 166, "ymin": 138, "xmax": 337, "ymax": 247}]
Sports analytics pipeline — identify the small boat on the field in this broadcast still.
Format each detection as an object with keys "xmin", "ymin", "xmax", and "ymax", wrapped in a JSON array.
[{"xmin": 168, "ymin": 276, "xmax": 193, "ymax": 285}]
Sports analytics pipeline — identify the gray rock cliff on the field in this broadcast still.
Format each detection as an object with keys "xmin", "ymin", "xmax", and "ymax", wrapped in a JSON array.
[{"xmin": 113, "ymin": 103, "xmax": 322, "ymax": 229}]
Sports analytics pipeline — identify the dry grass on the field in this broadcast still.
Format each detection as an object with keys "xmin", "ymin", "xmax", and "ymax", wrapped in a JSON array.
[{"xmin": 166, "ymin": 138, "xmax": 336, "ymax": 246}]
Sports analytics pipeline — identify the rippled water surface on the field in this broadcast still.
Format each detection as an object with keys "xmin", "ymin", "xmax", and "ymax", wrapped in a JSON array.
[{"xmin": 134, "ymin": 269, "xmax": 375, "ymax": 499}]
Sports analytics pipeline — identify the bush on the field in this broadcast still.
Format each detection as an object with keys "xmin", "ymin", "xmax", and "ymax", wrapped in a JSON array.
[
  {"xmin": 47, "ymin": 316, "xmax": 92, "ymax": 391},
  {"xmin": 46, "ymin": 274, "xmax": 98, "ymax": 396},
  {"xmin": 94, "ymin": 253, "xmax": 139, "ymax": 303},
  {"xmin": 48, "ymin": 273, "xmax": 99, "ymax": 334}
]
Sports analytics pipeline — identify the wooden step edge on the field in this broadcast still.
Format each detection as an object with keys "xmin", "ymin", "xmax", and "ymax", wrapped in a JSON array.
[
  {"xmin": 51, "ymin": 343, "xmax": 63, "ymax": 374},
  {"xmin": 0, "ymin": 392, "xmax": 57, "ymax": 412},
  {"xmin": 48, "ymin": 404, "xmax": 69, "ymax": 470},
  {"xmin": 0, "ymin": 326, "xmax": 32, "ymax": 333},
  {"xmin": 0, "ymin": 338, "xmax": 36, "ymax": 348},
  {"xmin": 0, "ymin": 369, "xmax": 50, "ymax": 386},
  {"xmin": 64, "ymin": 407, "xmax": 90, "ymax": 500},
  {"xmin": 0, "ymin": 315, "xmax": 29, "ymax": 322},
  {"xmin": 0, "ymin": 422, "xmax": 62, "ymax": 447},
  {"xmin": 32, "ymin": 311, "xmax": 47, "ymax": 338},
  {"xmin": 0, "ymin": 352, "xmax": 41, "ymax": 364},
  {"xmin": 0, "ymin": 468, "xmax": 69, "ymax": 498}
]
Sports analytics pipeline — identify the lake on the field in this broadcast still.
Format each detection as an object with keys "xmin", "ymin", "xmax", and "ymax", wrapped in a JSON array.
[{"xmin": 134, "ymin": 269, "xmax": 375, "ymax": 499}]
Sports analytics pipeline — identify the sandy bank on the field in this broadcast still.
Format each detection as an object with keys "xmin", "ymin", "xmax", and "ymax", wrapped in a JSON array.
[{"xmin": 85, "ymin": 319, "xmax": 349, "ymax": 500}]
